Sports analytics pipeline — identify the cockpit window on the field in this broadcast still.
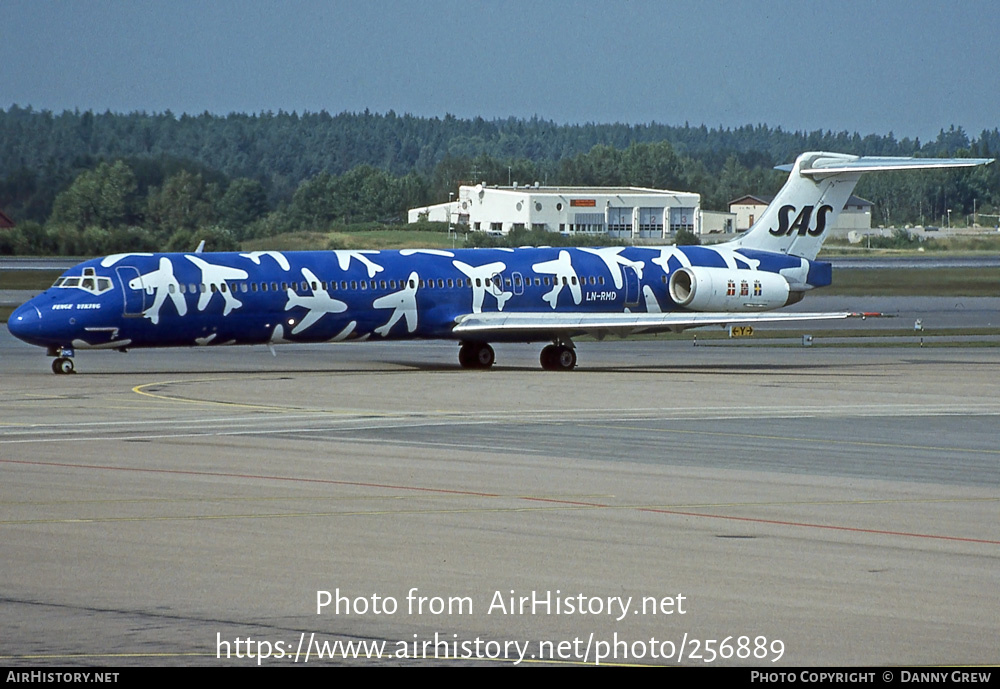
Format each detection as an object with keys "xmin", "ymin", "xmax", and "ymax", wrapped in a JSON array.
[{"xmin": 52, "ymin": 268, "xmax": 113, "ymax": 295}]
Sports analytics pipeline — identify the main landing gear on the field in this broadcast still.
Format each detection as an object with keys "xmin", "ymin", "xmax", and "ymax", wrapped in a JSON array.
[
  {"xmin": 459, "ymin": 342, "xmax": 495, "ymax": 369},
  {"xmin": 457, "ymin": 340, "xmax": 577, "ymax": 371},
  {"xmin": 48, "ymin": 346, "xmax": 76, "ymax": 375},
  {"xmin": 540, "ymin": 343, "xmax": 576, "ymax": 371}
]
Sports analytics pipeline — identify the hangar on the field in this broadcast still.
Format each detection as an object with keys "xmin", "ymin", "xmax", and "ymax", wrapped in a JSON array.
[{"xmin": 408, "ymin": 184, "xmax": 701, "ymax": 240}]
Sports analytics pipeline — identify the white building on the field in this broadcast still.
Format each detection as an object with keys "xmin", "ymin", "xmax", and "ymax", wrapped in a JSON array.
[
  {"xmin": 698, "ymin": 209, "xmax": 737, "ymax": 237},
  {"xmin": 409, "ymin": 184, "xmax": 701, "ymax": 240},
  {"xmin": 728, "ymin": 194, "xmax": 872, "ymax": 234}
]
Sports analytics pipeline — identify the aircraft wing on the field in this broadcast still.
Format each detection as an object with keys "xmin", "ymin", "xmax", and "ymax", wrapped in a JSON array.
[{"xmin": 453, "ymin": 310, "xmax": 875, "ymax": 338}]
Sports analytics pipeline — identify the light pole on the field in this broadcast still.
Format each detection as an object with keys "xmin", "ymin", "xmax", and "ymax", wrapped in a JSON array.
[
  {"xmin": 947, "ymin": 209, "xmax": 952, "ymax": 228},
  {"xmin": 448, "ymin": 192, "xmax": 455, "ymax": 248}
]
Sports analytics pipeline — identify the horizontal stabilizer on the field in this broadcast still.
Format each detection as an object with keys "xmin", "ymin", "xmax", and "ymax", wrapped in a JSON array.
[{"xmin": 775, "ymin": 156, "xmax": 993, "ymax": 177}]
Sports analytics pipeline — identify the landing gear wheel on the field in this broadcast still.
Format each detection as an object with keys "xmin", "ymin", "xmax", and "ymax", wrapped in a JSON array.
[
  {"xmin": 540, "ymin": 345, "xmax": 557, "ymax": 370},
  {"xmin": 52, "ymin": 357, "xmax": 75, "ymax": 375},
  {"xmin": 459, "ymin": 343, "xmax": 475, "ymax": 369},
  {"xmin": 459, "ymin": 343, "xmax": 495, "ymax": 369},
  {"xmin": 540, "ymin": 345, "xmax": 575, "ymax": 371},
  {"xmin": 472, "ymin": 343, "xmax": 495, "ymax": 368},
  {"xmin": 554, "ymin": 345, "xmax": 576, "ymax": 370}
]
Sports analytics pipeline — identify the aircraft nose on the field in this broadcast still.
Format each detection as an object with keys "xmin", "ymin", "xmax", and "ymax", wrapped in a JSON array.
[{"xmin": 7, "ymin": 302, "xmax": 43, "ymax": 343}]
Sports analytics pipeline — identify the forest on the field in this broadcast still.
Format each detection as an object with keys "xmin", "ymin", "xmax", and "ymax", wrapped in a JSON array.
[{"xmin": 1, "ymin": 105, "xmax": 997, "ymax": 255}]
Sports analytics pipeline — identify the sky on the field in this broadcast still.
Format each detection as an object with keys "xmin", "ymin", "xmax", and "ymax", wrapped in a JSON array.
[{"xmin": 2, "ymin": 0, "xmax": 998, "ymax": 143}]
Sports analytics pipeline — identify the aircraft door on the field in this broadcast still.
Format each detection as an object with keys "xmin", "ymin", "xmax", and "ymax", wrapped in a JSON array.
[
  {"xmin": 116, "ymin": 266, "xmax": 152, "ymax": 317},
  {"xmin": 489, "ymin": 272, "xmax": 505, "ymax": 299},
  {"xmin": 623, "ymin": 265, "xmax": 640, "ymax": 306},
  {"xmin": 511, "ymin": 271, "xmax": 525, "ymax": 296}
]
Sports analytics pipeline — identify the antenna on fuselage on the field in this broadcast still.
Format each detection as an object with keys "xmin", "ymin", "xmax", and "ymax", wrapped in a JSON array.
[{"xmin": 195, "ymin": 240, "xmax": 205, "ymax": 253}]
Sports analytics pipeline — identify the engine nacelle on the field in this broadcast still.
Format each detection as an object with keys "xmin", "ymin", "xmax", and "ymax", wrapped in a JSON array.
[{"xmin": 668, "ymin": 266, "xmax": 792, "ymax": 311}]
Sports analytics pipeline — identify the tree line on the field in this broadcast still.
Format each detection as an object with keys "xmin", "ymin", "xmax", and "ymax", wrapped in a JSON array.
[{"xmin": 1, "ymin": 106, "xmax": 997, "ymax": 255}]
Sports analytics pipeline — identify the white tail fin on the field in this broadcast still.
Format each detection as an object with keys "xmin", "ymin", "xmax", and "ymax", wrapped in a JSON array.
[{"xmin": 728, "ymin": 151, "xmax": 992, "ymax": 260}]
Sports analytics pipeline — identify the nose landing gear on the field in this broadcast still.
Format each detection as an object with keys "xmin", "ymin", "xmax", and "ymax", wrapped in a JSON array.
[
  {"xmin": 52, "ymin": 357, "xmax": 75, "ymax": 374},
  {"xmin": 47, "ymin": 346, "xmax": 76, "ymax": 375}
]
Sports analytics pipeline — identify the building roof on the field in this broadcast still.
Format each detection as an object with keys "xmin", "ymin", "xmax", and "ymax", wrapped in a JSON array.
[
  {"xmin": 728, "ymin": 194, "xmax": 872, "ymax": 208},
  {"xmin": 467, "ymin": 184, "xmax": 695, "ymax": 197},
  {"xmin": 0, "ymin": 210, "xmax": 15, "ymax": 229}
]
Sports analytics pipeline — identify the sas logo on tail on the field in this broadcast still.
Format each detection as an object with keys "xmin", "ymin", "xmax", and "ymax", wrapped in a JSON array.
[{"xmin": 768, "ymin": 204, "xmax": 834, "ymax": 237}]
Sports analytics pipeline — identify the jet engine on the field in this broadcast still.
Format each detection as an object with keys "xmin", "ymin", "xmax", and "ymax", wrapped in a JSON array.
[{"xmin": 668, "ymin": 266, "xmax": 792, "ymax": 311}]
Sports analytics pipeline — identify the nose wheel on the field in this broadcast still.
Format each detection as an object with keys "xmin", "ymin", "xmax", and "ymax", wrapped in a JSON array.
[{"xmin": 52, "ymin": 357, "xmax": 76, "ymax": 374}]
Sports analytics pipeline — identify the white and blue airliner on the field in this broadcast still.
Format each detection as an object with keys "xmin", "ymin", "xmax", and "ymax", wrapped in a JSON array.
[{"xmin": 8, "ymin": 152, "xmax": 991, "ymax": 373}]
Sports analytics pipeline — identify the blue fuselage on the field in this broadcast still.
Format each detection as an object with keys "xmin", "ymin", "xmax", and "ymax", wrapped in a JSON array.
[{"xmin": 8, "ymin": 246, "xmax": 830, "ymax": 352}]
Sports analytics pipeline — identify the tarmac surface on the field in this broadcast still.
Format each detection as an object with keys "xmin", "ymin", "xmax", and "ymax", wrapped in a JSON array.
[{"xmin": 1, "ymin": 326, "xmax": 999, "ymax": 666}]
